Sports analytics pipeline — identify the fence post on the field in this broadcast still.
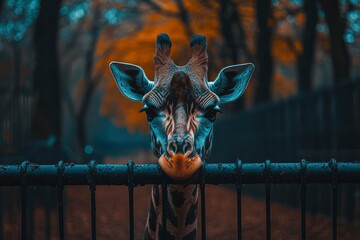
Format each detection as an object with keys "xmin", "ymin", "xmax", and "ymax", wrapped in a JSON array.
[
  {"xmin": 300, "ymin": 159, "xmax": 307, "ymax": 240},
  {"xmin": 236, "ymin": 160, "xmax": 243, "ymax": 240},
  {"xmin": 127, "ymin": 160, "xmax": 134, "ymax": 240},
  {"xmin": 88, "ymin": 160, "xmax": 97, "ymax": 240},
  {"xmin": 265, "ymin": 160, "xmax": 271, "ymax": 240},
  {"xmin": 200, "ymin": 161, "xmax": 206, "ymax": 240},
  {"xmin": 330, "ymin": 159, "xmax": 338, "ymax": 240},
  {"xmin": 20, "ymin": 161, "xmax": 28, "ymax": 240},
  {"xmin": 161, "ymin": 179, "xmax": 167, "ymax": 239},
  {"xmin": 57, "ymin": 161, "xmax": 65, "ymax": 240}
]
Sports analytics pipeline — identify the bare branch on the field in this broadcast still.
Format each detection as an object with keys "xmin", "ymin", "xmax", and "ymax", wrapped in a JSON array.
[
  {"xmin": 142, "ymin": 0, "xmax": 179, "ymax": 17},
  {"xmin": 174, "ymin": 0, "xmax": 193, "ymax": 37}
]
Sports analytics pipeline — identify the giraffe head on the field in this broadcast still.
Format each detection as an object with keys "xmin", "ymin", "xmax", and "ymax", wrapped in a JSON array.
[{"xmin": 110, "ymin": 34, "xmax": 254, "ymax": 180}]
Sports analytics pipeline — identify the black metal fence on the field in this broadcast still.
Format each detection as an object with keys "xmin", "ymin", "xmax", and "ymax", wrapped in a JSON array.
[
  {"xmin": 0, "ymin": 89, "xmax": 33, "ymax": 155},
  {"xmin": 0, "ymin": 159, "xmax": 359, "ymax": 240},
  {"xmin": 212, "ymin": 79, "xmax": 360, "ymax": 222}
]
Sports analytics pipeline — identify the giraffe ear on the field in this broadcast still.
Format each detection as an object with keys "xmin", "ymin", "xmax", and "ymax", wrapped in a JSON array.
[
  {"xmin": 209, "ymin": 63, "xmax": 255, "ymax": 103},
  {"xmin": 109, "ymin": 61, "xmax": 154, "ymax": 101}
]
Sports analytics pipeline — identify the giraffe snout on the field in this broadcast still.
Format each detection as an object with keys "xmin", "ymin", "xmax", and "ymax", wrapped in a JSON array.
[
  {"xmin": 160, "ymin": 136, "xmax": 201, "ymax": 180},
  {"xmin": 167, "ymin": 138, "xmax": 193, "ymax": 157}
]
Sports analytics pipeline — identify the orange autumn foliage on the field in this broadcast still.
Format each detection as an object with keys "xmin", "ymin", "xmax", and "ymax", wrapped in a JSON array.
[
  {"xmin": 97, "ymin": 0, "xmax": 302, "ymax": 132},
  {"xmin": 99, "ymin": 1, "xmax": 221, "ymax": 133},
  {"xmin": 272, "ymin": 38, "xmax": 302, "ymax": 63}
]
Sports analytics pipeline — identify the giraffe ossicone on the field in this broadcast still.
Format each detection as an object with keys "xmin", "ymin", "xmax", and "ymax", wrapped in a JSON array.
[{"xmin": 110, "ymin": 33, "xmax": 254, "ymax": 239}]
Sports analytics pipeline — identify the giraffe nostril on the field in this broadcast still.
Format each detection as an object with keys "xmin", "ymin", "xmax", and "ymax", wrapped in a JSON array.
[
  {"xmin": 168, "ymin": 141, "xmax": 177, "ymax": 156},
  {"xmin": 183, "ymin": 142, "xmax": 192, "ymax": 156},
  {"xmin": 167, "ymin": 139, "xmax": 193, "ymax": 157}
]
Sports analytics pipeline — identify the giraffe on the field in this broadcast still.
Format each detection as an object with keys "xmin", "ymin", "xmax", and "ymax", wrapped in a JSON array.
[{"xmin": 110, "ymin": 33, "xmax": 254, "ymax": 240}]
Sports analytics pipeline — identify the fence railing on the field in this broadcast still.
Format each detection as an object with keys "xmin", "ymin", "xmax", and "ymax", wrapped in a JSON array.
[{"xmin": 0, "ymin": 159, "xmax": 359, "ymax": 240}]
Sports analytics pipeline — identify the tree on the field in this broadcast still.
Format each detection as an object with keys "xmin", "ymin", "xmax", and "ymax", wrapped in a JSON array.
[
  {"xmin": 75, "ymin": 1, "xmax": 102, "ymax": 153},
  {"xmin": 144, "ymin": 0, "xmax": 193, "ymax": 38},
  {"xmin": 254, "ymin": 0, "xmax": 273, "ymax": 104},
  {"xmin": 0, "ymin": 0, "xmax": 40, "ymax": 153},
  {"xmin": 99, "ymin": 0, "xmax": 222, "ymax": 132},
  {"xmin": 31, "ymin": 0, "xmax": 62, "ymax": 141},
  {"xmin": 59, "ymin": 0, "xmax": 143, "ymax": 156},
  {"xmin": 219, "ymin": 0, "xmax": 253, "ymax": 110},
  {"xmin": 0, "ymin": 0, "xmax": 40, "ymax": 89},
  {"xmin": 0, "ymin": 0, "xmax": 4, "ymax": 16},
  {"xmin": 71, "ymin": 0, "xmax": 201, "ymax": 153},
  {"xmin": 320, "ymin": 0, "xmax": 350, "ymax": 81},
  {"xmin": 220, "ymin": 0, "xmax": 253, "ymax": 64},
  {"xmin": 174, "ymin": 0, "xmax": 193, "ymax": 37},
  {"xmin": 297, "ymin": 0, "xmax": 318, "ymax": 92}
]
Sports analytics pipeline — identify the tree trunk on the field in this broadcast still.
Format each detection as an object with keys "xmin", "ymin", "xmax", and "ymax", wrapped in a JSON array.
[
  {"xmin": 175, "ymin": 0, "xmax": 193, "ymax": 38},
  {"xmin": 76, "ymin": 80, "xmax": 96, "ymax": 152},
  {"xmin": 297, "ymin": 0, "xmax": 318, "ymax": 92},
  {"xmin": 220, "ymin": 0, "xmax": 253, "ymax": 64},
  {"xmin": 220, "ymin": 0, "xmax": 253, "ymax": 110},
  {"xmin": 12, "ymin": 42, "xmax": 21, "ymax": 152},
  {"xmin": 320, "ymin": 0, "xmax": 350, "ymax": 81},
  {"xmin": 254, "ymin": 0, "xmax": 273, "ymax": 104},
  {"xmin": 0, "ymin": 0, "xmax": 4, "ymax": 17},
  {"xmin": 220, "ymin": 0, "xmax": 239, "ymax": 64},
  {"xmin": 76, "ymin": 7, "xmax": 101, "ymax": 153},
  {"xmin": 12, "ymin": 42, "xmax": 21, "ymax": 90},
  {"xmin": 32, "ymin": 0, "xmax": 62, "ymax": 142}
]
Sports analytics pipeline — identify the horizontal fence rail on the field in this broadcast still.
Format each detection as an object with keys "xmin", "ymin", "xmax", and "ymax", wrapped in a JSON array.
[
  {"xmin": 0, "ymin": 160, "xmax": 359, "ymax": 186},
  {"xmin": 0, "ymin": 159, "xmax": 360, "ymax": 240}
]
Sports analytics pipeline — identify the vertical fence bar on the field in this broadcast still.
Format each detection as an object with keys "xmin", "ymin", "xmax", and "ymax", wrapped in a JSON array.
[
  {"xmin": 300, "ymin": 160, "xmax": 307, "ymax": 240},
  {"xmin": 236, "ymin": 160, "xmax": 243, "ymax": 240},
  {"xmin": 330, "ymin": 159, "xmax": 338, "ymax": 240},
  {"xmin": 45, "ymin": 190, "xmax": 51, "ymax": 240},
  {"xmin": 0, "ymin": 188, "xmax": 3, "ymax": 240},
  {"xmin": 265, "ymin": 160, "xmax": 271, "ymax": 240},
  {"xmin": 57, "ymin": 161, "xmax": 65, "ymax": 240},
  {"xmin": 127, "ymin": 161, "xmax": 134, "ymax": 240},
  {"xmin": 161, "ymin": 180, "xmax": 167, "ymax": 239},
  {"xmin": 20, "ymin": 161, "xmax": 28, "ymax": 240},
  {"xmin": 89, "ymin": 160, "xmax": 97, "ymax": 240},
  {"xmin": 200, "ymin": 161, "xmax": 206, "ymax": 240}
]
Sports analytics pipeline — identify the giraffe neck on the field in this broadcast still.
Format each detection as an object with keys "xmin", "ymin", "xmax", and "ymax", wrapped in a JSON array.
[{"xmin": 145, "ymin": 184, "xmax": 199, "ymax": 240}]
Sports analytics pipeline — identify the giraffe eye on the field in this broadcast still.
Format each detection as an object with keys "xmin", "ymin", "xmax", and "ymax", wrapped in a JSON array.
[
  {"xmin": 204, "ymin": 109, "xmax": 217, "ymax": 122},
  {"xmin": 145, "ymin": 108, "xmax": 158, "ymax": 121},
  {"xmin": 140, "ymin": 105, "xmax": 158, "ymax": 121}
]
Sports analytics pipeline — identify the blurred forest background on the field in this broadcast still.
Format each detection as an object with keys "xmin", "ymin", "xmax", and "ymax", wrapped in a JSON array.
[
  {"xmin": 0, "ymin": 0, "xmax": 359, "ymax": 161},
  {"xmin": 0, "ymin": 0, "xmax": 360, "ymax": 238}
]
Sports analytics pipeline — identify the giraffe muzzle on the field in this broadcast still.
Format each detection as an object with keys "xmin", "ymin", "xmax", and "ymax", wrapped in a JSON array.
[{"xmin": 158, "ymin": 153, "xmax": 202, "ymax": 180}]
